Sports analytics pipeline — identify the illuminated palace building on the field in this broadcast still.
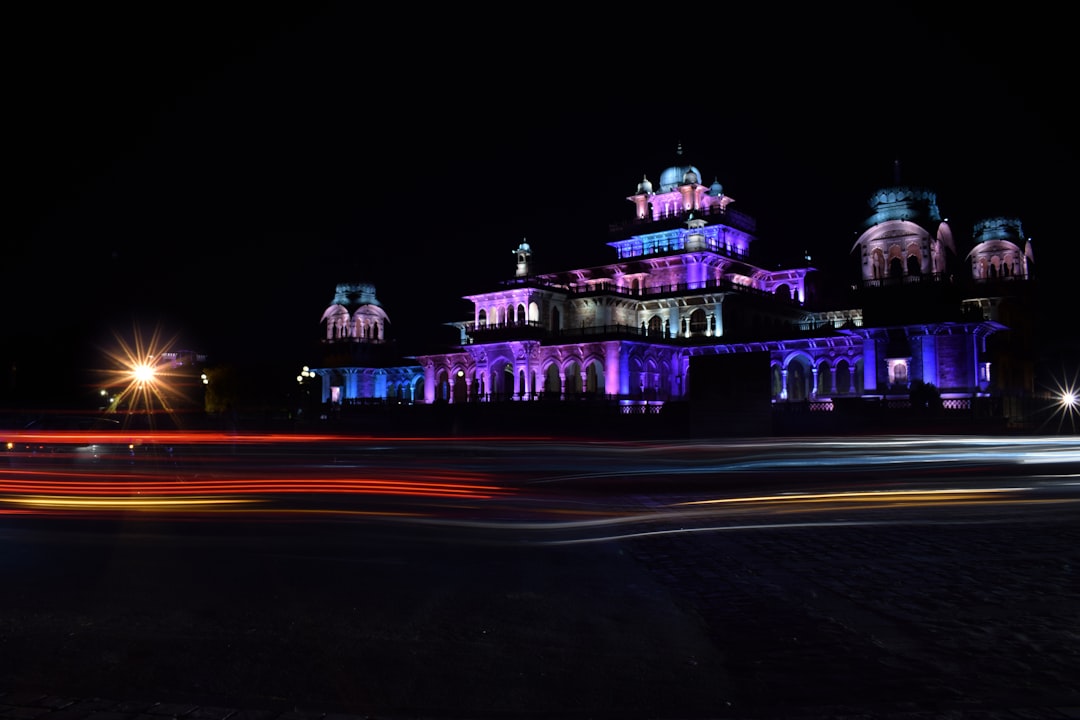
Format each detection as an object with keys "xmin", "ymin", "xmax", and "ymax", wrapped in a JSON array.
[{"xmin": 311, "ymin": 148, "xmax": 1036, "ymax": 427}]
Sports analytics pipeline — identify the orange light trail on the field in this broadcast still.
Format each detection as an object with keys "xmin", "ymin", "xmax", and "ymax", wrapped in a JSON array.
[
  {"xmin": 0, "ymin": 476, "xmax": 506, "ymax": 499},
  {"xmin": 1, "ymin": 430, "xmax": 553, "ymax": 446}
]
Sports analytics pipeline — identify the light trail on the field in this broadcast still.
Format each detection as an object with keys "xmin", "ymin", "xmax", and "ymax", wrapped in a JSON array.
[
  {"xmin": 3, "ymin": 434, "xmax": 1078, "ymax": 527},
  {"xmin": 9, "ymin": 496, "xmax": 256, "ymax": 509},
  {"xmin": 535, "ymin": 518, "xmax": 1010, "ymax": 546},
  {"xmin": 676, "ymin": 487, "xmax": 1025, "ymax": 506}
]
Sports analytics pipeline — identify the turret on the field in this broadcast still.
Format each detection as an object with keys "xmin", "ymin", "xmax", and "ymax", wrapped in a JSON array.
[
  {"xmin": 966, "ymin": 217, "xmax": 1032, "ymax": 280},
  {"xmin": 514, "ymin": 239, "xmax": 533, "ymax": 278},
  {"xmin": 851, "ymin": 186, "xmax": 956, "ymax": 282}
]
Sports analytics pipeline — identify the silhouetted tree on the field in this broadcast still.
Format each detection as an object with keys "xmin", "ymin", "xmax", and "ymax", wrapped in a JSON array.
[{"xmin": 909, "ymin": 380, "xmax": 943, "ymax": 414}]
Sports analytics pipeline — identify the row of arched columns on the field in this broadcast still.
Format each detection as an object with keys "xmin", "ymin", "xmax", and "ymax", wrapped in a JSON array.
[
  {"xmin": 316, "ymin": 328, "xmax": 992, "ymax": 406},
  {"xmin": 416, "ymin": 341, "xmax": 873, "ymax": 405}
]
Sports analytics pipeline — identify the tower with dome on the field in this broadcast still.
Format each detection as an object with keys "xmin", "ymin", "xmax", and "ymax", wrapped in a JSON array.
[
  {"xmin": 310, "ymin": 282, "xmax": 421, "ymax": 405},
  {"xmin": 305, "ymin": 146, "xmax": 1038, "ymax": 433}
]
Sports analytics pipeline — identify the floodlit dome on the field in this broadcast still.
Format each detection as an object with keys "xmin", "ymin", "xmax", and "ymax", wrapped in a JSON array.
[
  {"xmin": 332, "ymin": 282, "xmax": 381, "ymax": 309},
  {"xmin": 636, "ymin": 175, "xmax": 654, "ymax": 195},
  {"xmin": 863, "ymin": 186, "xmax": 942, "ymax": 228},
  {"xmin": 658, "ymin": 143, "xmax": 702, "ymax": 193},
  {"xmin": 708, "ymin": 177, "xmax": 724, "ymax": 197},
  {"xmin": 973, "ymin": 217, "xmax": 1025, "ymax": 244}
]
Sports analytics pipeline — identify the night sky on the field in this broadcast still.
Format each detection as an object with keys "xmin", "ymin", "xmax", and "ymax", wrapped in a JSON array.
[{"xmin": 7, "ymin": 3, "xmax": 1075, "ymax": 404}]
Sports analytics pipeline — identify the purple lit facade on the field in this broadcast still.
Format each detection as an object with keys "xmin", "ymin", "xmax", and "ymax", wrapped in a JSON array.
[{"xmin": 311, "ymin": 148, "xmax": 1036, "ymax": 419}]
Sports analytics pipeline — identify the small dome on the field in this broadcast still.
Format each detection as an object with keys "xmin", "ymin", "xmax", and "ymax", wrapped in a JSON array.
[
  {"xmin": 864, "ymin": 186, "xmax": 942, "ymax": 229},
  {"xmin": 973, "ymin": 217, "xmax": 1024, "ymax": 245},
  {"xmin": 659, "ymin": 163, "xmax": 703, "ymax": 192},
  {"xmin": 332, "ymin": 282, "xmax": 381, "ymax": 308},
  {"xmin": 708, "ymin": 177, "xmax": 724, "ymax": 197},
  {"xmin": 636, "ymin": 175, "xmax": 654, "ymax": 195}
]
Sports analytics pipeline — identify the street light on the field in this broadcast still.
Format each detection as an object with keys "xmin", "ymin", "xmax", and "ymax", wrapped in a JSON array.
[
  {"xmin": 96, "ymin": 325, "xmax": 186, "ymax": 429},
  {"xmin": 1041, "ymin": 368, "xmax": 1079, "ymax": 433},
  {"xmin": 132, "ymin": 362, "xmax": 156, "ymax": 385}
]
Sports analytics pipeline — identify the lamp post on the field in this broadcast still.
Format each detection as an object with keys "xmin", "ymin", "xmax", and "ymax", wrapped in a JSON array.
[{"xmin": 296, "ymin": 366, "xmax": 316, "ymax": 419}]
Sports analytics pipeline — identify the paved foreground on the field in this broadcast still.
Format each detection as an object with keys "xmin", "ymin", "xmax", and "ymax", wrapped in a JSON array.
[
  {"xmin": 625, "ymin": 504, "xmax": 1080, "ymax": 718},
  {"xmin": 3, "ymin": 500, "xmax": 1080, "ymax": 719}
]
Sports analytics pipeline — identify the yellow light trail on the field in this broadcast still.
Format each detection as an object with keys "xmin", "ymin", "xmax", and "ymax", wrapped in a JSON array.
[{"xmin": 675, "ymin": 487, "xmax": 1024, "ymax": 506}]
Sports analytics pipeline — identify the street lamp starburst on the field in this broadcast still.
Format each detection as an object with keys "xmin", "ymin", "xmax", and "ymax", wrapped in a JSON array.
[
  {"xmin": 96, "ymin": 325, "xmax": 187, "ymax": 427},
  {"xmin": 1039, "ymin": 365, "xmax": 1080, "ymax": 434}
]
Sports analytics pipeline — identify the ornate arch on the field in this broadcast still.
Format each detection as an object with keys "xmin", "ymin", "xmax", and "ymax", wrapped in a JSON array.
[{"xmin": 782, "ymin": 351, "xmax": 815, "ymax": 402}]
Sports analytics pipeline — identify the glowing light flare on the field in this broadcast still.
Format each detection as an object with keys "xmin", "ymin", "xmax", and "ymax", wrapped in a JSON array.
[
  {"xmin": 1040, "ymin": 367, "xmax": 1080, "ymax": 433},
  {"xmin": 132, "ymin": 363, "xmax": 156, "ymax": 384},
  {"xmin": 96, "ymin": 325, "xmax": 187, "ymax": 425}
]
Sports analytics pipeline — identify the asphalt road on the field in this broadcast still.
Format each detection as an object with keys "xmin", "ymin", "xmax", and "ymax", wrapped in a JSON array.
[{"xmin": 2, "ymin": 435, "xmax": 1079, "ymax": 718}]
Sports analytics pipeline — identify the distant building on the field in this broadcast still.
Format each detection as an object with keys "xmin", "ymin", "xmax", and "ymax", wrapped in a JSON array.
[
  {"xmin": 308, "ymin": 146, "xmax": 1038, "ymax": 430},
  {"xmin": 310, "ymin": 282, "xmax": 421, "ymax": 405}
]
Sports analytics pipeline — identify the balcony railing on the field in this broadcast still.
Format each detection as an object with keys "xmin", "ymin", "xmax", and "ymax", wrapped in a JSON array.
[
  {"xmin": 464, "ymin": 321, "xmax": 650, "ymax": 340},
  {"xmin": 858, "ymin": 272, "xmax": 1031, "ymax": 290},
  {"xmin": 463, "ymin": 321, "xmax": 834, "ymax": 344},
  {"xmin": 499, "ymin": 275, "xmax": 795, "ymax": 302},
  {"xmin": 608, "ymin": 204, "xmax": 757, "ymax": 235}
]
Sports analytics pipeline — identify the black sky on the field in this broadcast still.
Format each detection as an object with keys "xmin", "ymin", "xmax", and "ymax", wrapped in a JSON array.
[{"xmin": 7, "ymin": 3, "xmax": 1075, "ymax": 398}]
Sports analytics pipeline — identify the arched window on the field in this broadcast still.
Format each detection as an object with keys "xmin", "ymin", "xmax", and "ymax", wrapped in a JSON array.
[
  {"xmin": 565, "ymin": 361, "xmax": 582, "ymax": 395},
  {"xmin": 907, "ymin": 254, "xmax": 921, "ymax": 276},
  {"xmin": 688, "ymin": 309, "xmax": 707, "ymax": 335},
  {"xmin": 648, "ymin": 315, "xmax": 664, "ymax": 337},
  {"xmin": 544, "ymin": 364, "xmax": 562, "ymax": 399},
  {"xmin": 871, "ymin": 248, "xmax": 886, "ymax": 280},
  {"xmin": 786, "ymin": 359, "xmax": 810, "ymax": 402},
  {"xmin": 585, "ymin": 360, "xmax": 605, "ymax": 395},
  {"xmin": 836, "ymin": 359, "xmax": 851, "ymax": 394}
]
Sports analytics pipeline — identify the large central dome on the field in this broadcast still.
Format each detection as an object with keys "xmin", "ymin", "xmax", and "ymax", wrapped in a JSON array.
[{"xmin": 658, "ymin": 143, "xmax": 702, "ymax": 193}]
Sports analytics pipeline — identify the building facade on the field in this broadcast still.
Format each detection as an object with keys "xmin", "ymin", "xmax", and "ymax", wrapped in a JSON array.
[{"xmin": 310, "ymin": 147, "xmax": 1037, "ymax": 425}]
